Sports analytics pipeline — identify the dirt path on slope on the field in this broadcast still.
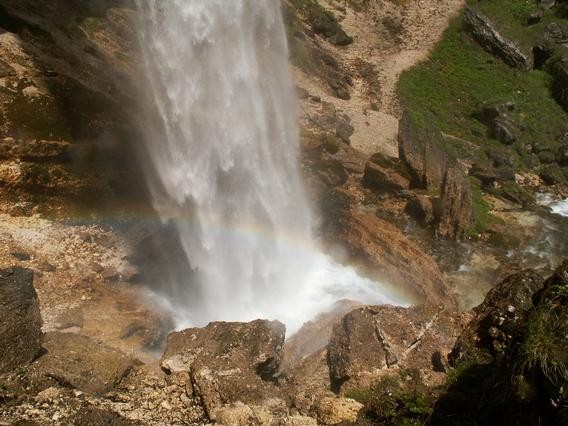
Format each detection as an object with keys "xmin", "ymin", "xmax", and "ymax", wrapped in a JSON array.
[{"xmin": 297, "ymin": 0, "xmax": 465, "ymax": 156}]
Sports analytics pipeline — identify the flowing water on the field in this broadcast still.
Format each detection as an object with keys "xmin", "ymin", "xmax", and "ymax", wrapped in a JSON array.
[
  {"xmin": 537, "ymin": 193, "xmax": 568, "ymax": 218},
  {"xmin": 136, "ymin": 0, "xmax": 405, "ymax": 333}
]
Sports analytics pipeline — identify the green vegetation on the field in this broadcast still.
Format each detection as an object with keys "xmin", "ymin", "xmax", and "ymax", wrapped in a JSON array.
[
  {"xmin": 488, "ymin": 180, "xmax": 535, "ymax": 205},
  {"xmin": 468, "ymin": 178, "xmax": 493, "ymax": 237},
  {"xmin": 432, "ymin": 262, "xmax": 568, "ymax": 425},
  {"xmin": 345, "ymin": 387, "xmax": 374, "ymax": 404},
  {"xmin": 349, "ymin": 371, "xmax": 435, "ymax": 425},
  {"xmin": 398, "ymin": 14, "xmax": 567, "ymax": 170},
  {"xmin": 518, "ymin": 307, "xmax": 568, "ymax": 384},
  {"xmin": 321, "ymin": 133, "xmax": 342, "ymax": 154},
  {"xmin": 399, "ymin": 1, "xmax": 568, "ymax": 234}
]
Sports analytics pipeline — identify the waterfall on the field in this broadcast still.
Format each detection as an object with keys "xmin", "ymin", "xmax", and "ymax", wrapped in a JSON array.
[{"xmin": 136, "ymin": 0, "xmax": 404, "ymax": 333}]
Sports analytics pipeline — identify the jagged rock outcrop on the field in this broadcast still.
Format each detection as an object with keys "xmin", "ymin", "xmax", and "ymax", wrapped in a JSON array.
[
  {"xmin": 327, "ymin": 305, "xmax": 465, "ymax": 392},
  {"xmin": 398, "ymin": 111, "xmax": 447, "ymax": 190},
  {"xmin": 463, "ymin": 7, "xmax": 531, "ymax": 70},
  {"xmin": 398, "ymin": 111, "xmax": 473, "ymax": 239},
  {"xmin": 469, "ymin": 163, "xmax": 516, "ymax": 186},
  {"xmin": 475, "ymin": 101, "xmax": 521, "ymax": 145},
  {"xmin": 35, "ymin": 332, "xmax": 135, "ymax": 395},
  {"xmin": 405, "ymin": 193, "xmax": 435, "ymax": 225},
  {"xmin": 0, "ymin": 267, "xmax": 43, "ymax": 373},
  {"xmin": 435, "ymin": 263, "xmax": 567, "ymax": 425},
  {"xmin": 283, "ymin": 3, "xmax": 352, "ymax": 100},
  {"xmin": 0, "ymin": 0, "xmax": 143, "ymax": 213},
  {"xmin": 436, "ymin": 165, "xmax": 473, "ymax": 240},
  {"xmin": 450, "ymin": 269, "xmax": 545, "ymax": 365},
  {"xmin": 160, "ymin": 320, "xmax": 286, "ymax": 420}
]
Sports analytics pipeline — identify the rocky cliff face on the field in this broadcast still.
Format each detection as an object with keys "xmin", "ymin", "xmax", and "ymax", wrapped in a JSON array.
[{"xmin": 0, "ymin": 0, "xmax": 143, "ymax": 216}]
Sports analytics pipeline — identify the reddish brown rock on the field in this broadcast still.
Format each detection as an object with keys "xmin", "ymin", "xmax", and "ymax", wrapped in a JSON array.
[{"xmin": 333, "ymin": 213, "xmax": 456, "ymax": 307}]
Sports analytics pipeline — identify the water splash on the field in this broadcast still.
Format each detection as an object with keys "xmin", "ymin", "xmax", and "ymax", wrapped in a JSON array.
[
  {"xmin": 537, "ymin": 193, "xmax": 568, "ymax": 218},
  {"xmin": 136, "ymin": 0, "xmax": 405, "ymax": 333}
]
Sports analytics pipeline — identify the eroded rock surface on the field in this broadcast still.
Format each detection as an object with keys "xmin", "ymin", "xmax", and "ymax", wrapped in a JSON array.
[
  {"xmin": 35, "ymin": 332, "xmax": 135, "ymax": 395},
  {"xmin": 398, "ymin": 111, "xmax": 448, "ymax": 190},
  {"xmin": 327, "ymin": 304, "xmax": 465, "ymax": 392},
  {"xmin": 333, "ymin": 213, "xmax": 456, "ymax": 306},
  {"xmin": 450, "ymin": 269, "xmax": 545, "ymax": 364},
  {"xmin": 0, "ymin": 267, "xmax": 42, "ymax": 373},
  {"xmin": 160, "ymin": 320, "xmax": 286, "ymax": 419},
  {"xmin": 398, "ymin": 111, "xmax": 473, "ymax": 239},
  {"xmin": 463, "ymin": 7, "xmax": 531, "ymax": 70},
  {"xmin": 437, "ymin": 165, "xmax": 473, "ymax": 240}
]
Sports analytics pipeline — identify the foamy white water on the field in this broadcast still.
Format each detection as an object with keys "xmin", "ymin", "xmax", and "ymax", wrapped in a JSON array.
[
  {"xmin": 136, "ymin": 0, "xmax": 405, "ymax": 333},
  {"xmin": 537, "ymin": 193, "xmax": 568, "ymax": 218}
]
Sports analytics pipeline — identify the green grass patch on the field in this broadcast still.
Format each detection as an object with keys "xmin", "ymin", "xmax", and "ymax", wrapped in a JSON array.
[
  {"xmin": 467, "ymin": 177, "xmax": 494, "ymax": 237},
  {"xmin": 355, "ymin": 372, "xmax": 434, "ymax": 425},
  {"xmin": 398, "ymin": 13, "xmax": 568, "ymax": 170},
  {"xmin": 517, "ymin": 307, "xmax": 568, "ymax": 384}
]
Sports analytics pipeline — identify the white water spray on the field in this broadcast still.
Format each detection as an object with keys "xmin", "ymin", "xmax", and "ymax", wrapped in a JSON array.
[
  {"xmin": 537, "ymin": 193, "xmax": 568, "ymax": 218},
  {"xmin": 137, "ymin": 0, "xmax": 405, "ymax": 333}
]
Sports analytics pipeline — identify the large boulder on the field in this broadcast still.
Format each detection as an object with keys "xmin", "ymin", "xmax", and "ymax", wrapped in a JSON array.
[
  {"xmin": 540, "ymin": 163, "xmax": 567, "ymax": 185},
  {"xmin": 327, "ymin": 305, "xmax": 465, "ymax": 392},
  {"xmin": 35, "ymin": 332, "xmax": 135, "ymax": 395},
  {"xmin": 0, "ymin": 267, "xmax": 42, "ymax": 373},
  {"xmin": 463, "ymin": 7, "xmax": 531, "ymax": 70},
  {"xmin": 450, "ymin": 269, "xmax": 545, "ymax": 365},
  {"xmin": 160, "ymin": 320, "xmax": 285, "ymax": 420},
  {"xmin": 475, "ymin": 101, "xmax": 521, "ymax": 145}
]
